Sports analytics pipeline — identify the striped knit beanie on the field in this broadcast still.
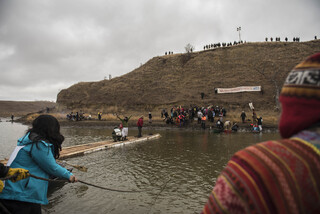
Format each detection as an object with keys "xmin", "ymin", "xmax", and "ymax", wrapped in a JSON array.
[{"xmin": 279, "ymin": 52, "xmax": 320, "ymax": 138}]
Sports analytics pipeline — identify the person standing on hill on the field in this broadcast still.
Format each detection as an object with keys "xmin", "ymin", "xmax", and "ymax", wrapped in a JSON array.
[
  {"xmin": 116, "ymin": 114, "xmax": 132, "ymax": 140},
  {"xmin": 148, "ymin": 112, "xmax": 152, "ymax": 124},
  {"xmin": 137, "ymin": 116, "xmax": 144, "ymax": 138},
  {"xmin": 201, "ymin": 92, "xmax": 205, "ymax": 99},
  {"xmin": 98, "ymin": 112, "xmax": 102, "ymax": 120},
  {"xmin": 240, "ymin": 111, "xmax": 246, "ymax": 123},
  {"xmin": 202, "ymin": 52, "xmax": 320, "ymax": 214}
]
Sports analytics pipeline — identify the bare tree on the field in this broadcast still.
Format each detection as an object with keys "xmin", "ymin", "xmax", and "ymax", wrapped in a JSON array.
[{"xmin": 185, "ymin": 43, "xmax": 194, "ymax": 53}]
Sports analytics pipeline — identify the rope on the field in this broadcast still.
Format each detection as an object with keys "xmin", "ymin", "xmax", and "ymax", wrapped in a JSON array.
[
  {"xmin": 77, "ymin": 180, "xmax": 141, "ymax": 193},
  {"xmin": 148, "ymin": 178, "xmax": 171, "ymax": 214},
  {"xmin": 28, "ymin": 174, "xmax": 140, "ymax": 193},
  {"xmin": 2, "ymin": 173, "xmax": 140, "ymax": 193},
  {"xmin": 2, "ymin": 171, "xmax": 146, "ymax": 193}
]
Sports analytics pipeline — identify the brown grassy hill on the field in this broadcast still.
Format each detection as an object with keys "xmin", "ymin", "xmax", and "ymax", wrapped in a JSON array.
[
  {"xmin": 57, "ymin": 41, "xmax": 320, "ymax": 114},
  {"xmin": 0, "ymin": 101, "xmax": 55, "ymax": 117}
]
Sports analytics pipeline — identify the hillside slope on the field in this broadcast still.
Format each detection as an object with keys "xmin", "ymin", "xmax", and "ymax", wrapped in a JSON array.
[
  {"xmin": 0, "ymin": 101, "xmax": 55, "ymax": 117},
  {"xmin": 57, "ymin": 41, "xmax": 320, "ymax": 113}
]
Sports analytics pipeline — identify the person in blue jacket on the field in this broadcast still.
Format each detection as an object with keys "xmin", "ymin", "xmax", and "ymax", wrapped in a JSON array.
[{"xmin": 0, "ymin": 115, "xmax": 77, "ymax": 214}]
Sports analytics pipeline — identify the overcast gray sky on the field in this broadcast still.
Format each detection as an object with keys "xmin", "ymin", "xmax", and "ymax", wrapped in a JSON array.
[{"xmin": 0, "ymin": 0, "xmax": 319, "ymax": 101}]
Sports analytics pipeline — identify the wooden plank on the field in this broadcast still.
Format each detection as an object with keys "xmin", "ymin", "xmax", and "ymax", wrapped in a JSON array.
[{"xmin": 1, "ymin": 134, "xmax": 161, "ymax": 164}]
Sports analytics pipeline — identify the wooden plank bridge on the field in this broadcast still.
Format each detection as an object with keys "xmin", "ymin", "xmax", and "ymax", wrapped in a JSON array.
[{"xmin": 0, "ymin": 134, "xmax": 161, "ymax": 164}]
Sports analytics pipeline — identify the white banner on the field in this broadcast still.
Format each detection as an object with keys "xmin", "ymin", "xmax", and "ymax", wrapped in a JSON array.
[{"xmin": 216, "ymin": 86, "xmax": 261, "ymax": 94}]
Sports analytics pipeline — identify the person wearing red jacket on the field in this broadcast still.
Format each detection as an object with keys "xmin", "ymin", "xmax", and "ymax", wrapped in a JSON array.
[{"xmin": 137, "ymin": 116, "xmax": 144, "ymax": 138}]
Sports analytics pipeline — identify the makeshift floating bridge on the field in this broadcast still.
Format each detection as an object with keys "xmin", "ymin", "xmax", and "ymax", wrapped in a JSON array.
[
  {"xmin": 59, "ymin": 134, "xmax": 161, "ymax": 159},
  {"xmin": 0, "ymin": 134, "xmax": 161, "ymax": 164}
]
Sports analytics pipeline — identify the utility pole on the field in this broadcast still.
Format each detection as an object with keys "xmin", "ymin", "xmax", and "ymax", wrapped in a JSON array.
[{"xmin": 237, "ymin": 27, "xmax": 241, "ymax": 42}]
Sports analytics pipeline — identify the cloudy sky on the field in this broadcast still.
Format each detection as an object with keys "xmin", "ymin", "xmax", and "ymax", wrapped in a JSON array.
[{"xmin": 0, "ymin": 0, "xmax": 319, "ymax": 101}]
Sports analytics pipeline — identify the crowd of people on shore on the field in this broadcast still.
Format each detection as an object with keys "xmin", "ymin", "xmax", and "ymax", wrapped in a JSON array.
[
  {"xmin": 108, "ymin": 103, "xmax": 264, "ymax": 142},
  {"xmin": 159, "ymin": 105, "xmax": 262, "ymax": 132},
  {"xmin": 65, "ymin": 103, "xmax": 263, "ymax": 134},
  {"xmin": 66, "ymin": 111, "xmax": 106, "ymax": 121},
  {"xmin": 66, "ymin": 111, "xmax": 87, "ymax": 121}
]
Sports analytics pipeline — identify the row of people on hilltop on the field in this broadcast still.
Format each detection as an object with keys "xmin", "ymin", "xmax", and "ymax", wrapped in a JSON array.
[
  {"xmin": 164, "ymin": 51, "xmax": 173, "ymax": 55},
  {"xmin": 203, "ymin": 41, "xmax": 244, "ymax": 50},
  {"xmin": 165, "ymin": 36, "xmax": 318, "ymax": 57},
  {"xmin": 265, "ymin": 36, "xmax": 301, "ymax": 42}
]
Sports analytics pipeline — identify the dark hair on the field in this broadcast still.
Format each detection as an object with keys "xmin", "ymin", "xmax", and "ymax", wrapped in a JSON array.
[{"xmin": 28, "ymin": 115, "xmax": 64, "ymax": 159}]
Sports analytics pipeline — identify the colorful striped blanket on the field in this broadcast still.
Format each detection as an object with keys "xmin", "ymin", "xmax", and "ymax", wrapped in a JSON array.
[{"xmin": 202, "ymin": 130, "xmax": 320, "ymax": 214}]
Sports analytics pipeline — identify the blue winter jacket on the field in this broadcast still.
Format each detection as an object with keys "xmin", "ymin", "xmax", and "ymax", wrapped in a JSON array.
[{"xmin": 0, "ymin": 132, "xmax": 72, "ymax": 205}]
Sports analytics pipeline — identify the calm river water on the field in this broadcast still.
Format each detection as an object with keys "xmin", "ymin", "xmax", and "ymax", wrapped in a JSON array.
[{"xmin": 0, "ymin": 119, "xmax": 280, "ymax": 214}]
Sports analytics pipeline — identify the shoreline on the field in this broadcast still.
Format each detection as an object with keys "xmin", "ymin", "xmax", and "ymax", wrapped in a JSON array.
[
  {"xmin": 10, "ymin": 113, "xmax": 279, "ymax": 133},
  {"xmin": 55, "ymin": 119, "xmax": 278, "ymax": 132}
]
